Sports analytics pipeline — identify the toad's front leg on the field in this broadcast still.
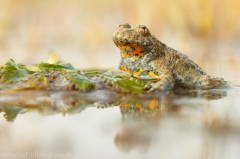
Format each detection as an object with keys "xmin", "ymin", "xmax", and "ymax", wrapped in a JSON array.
[{"xmin": 144, "ymin": 71, "xmax": 175, "ymax": 91}]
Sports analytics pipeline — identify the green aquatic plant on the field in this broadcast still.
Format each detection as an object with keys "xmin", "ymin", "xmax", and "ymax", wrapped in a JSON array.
[
  {"xmin": 85, "ymin": 71, "xmax": 147, "ymax": 93},
  {"xmin": 67, "ymin": 72, "xmax": 94, "ymax": 91},
  {"xmin": 1, "ymin": 59, "xmax": 29, "ymax": 83},
  {"xmin": 37, "ymin": 62, "xmax": 76, "ymax": 72},
  {"xmin": 0, "ymin": 60, "xmax": 147, "ymax": 93}
]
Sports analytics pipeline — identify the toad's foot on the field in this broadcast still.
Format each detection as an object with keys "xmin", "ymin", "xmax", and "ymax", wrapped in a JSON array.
[
  {"xmin": 195, "ymin": 75, "xmax": 227, "ymax": 89},
  {"xmin": 144, "ymin": 76, "xmax": 175, "ymax": 92}
]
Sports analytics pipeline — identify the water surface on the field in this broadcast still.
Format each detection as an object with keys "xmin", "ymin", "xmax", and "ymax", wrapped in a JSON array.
[{"xmin": 0, "ymin": 81, "xmax": 240, "ymax": 159}]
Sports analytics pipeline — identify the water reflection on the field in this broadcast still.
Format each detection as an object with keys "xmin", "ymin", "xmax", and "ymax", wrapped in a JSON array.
[
  {"xmin": 115, "ymin": 99, "xmax": 160, "ymax": 152},
  {"xmin": 114, "ymin": 89, "xmax": 227, "ymax": 153},
  {"xmin": 0, "ymin": 88, "xmax": 230, "ymax": 155},
  {"xmin": 0, "ymin": 89, "xmax": 227, "ymax": 122}
]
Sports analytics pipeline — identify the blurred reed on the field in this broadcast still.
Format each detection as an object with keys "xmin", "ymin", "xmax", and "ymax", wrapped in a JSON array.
[{"xmin": 0, "ymin": 0, "xmax": 239, "ymax": 77}]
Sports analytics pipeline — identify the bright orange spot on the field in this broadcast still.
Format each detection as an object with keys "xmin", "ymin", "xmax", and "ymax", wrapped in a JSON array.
[
  {"xmin": 131, "ymin": 56, "xmax": 141, "ymax": 61},
  {"xmin": 121, "ymin": 52, "xmax": 128, "ymax": 58},
  {"xmin": 149, "ymin": 99, "xmax": 158, "ymax": 110},
  {"xmin": 119, "ymin": 65, "xmax": 131, "ymax": 75},
  {"xmin": 136, "ymin": 105, "xmax": 144, "ymax": 111},
  {"xmin": 119, "ymin": 44, "xmax": 145, "ymax": 61},
  {"xmin": 121, "ymin": 104, "xmax": 129, "ymax": 110},
  {"xmin": 133, "ymin": 69, "xmax": 144, "ymax": 77},
  {"xmin": 148, "ymin": 71, "xmax": 162, "ymax": 80}
]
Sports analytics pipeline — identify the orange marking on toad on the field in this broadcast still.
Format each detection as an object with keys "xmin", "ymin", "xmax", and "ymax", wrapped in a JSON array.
[
  {"xmin": 133, "ymin": 69, "xmax": 144, "ymax": 77},
  {"xmin": 121, "ymin": 52, "xmax": 128, "ymax": 58},
  {"xmin": 148, "ymin": 71, "xmax": 162, "ymax": 80},
  {"xmin": 119, "ymin": 65, "xmax": 131, "ymax": 75},
  {"xmin": 119, "ymin": 44, "xmax": 145, "ymax": 61}
]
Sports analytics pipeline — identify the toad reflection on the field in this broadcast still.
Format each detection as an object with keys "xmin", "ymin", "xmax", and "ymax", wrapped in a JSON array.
[
  {"xmin": 114, "ymin": 99, "xmax": 172, "ymax": 152},
  {"xmin": 113, "ymin": 90, "xmax": 227, "ymax": 152}
]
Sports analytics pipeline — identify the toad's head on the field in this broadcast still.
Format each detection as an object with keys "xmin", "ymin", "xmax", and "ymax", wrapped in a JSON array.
[{"xmin": 112, "ymin": 23, "xmax": 157, "ymax": 60}]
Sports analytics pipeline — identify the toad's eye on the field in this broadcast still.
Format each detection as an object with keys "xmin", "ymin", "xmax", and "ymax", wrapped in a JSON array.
[
  {"xmin": 136, "ymin": 25, "xmax": 150, "ymax": 35},
  {"xmin": 118, "ymin": 23, "xmax": 131, "ymax": 29}
]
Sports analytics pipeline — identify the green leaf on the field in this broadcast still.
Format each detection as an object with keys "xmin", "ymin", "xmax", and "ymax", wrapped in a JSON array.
[
  {"xmin": 38, "ymin": 62, "xmax": 75, "ymax": 72},
  {"xmin": 24, "ymin": 66, "xmax": 39, "ymax": 72},
  {"xmin": 114, "ymin": 76, "xmax": 146, "ymax": 93},
  {"xmin": 2, "ymin": 104, "xmax": 28, "ymax": 122},
  {"xmin": 85, "ymin": 71, "xmax": 105, "ymax": 77},
  {"xmin": 1, "ymin": 59, "xmax": 29, "ymax": 83},
  {"xmin": 86, "ymin": 71, "xmax": 147, "ymax": 93},
  {"xmin": 67, "ymin": 72, "xmax": 94, "ymax": 91}
]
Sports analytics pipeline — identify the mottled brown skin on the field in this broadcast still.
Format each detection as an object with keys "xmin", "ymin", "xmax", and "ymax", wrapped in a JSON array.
[{"xmin": 112, "ymin": 23, "xmax": 226, "ymax": 91}]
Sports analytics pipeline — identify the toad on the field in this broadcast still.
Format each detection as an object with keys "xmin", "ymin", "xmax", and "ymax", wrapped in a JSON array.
[{"xmin": 112, "ymin": 23, "xmax": 226, "ymax": 91}]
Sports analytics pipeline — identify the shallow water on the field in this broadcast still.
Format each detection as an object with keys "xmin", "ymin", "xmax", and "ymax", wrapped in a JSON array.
[{"xmin": 0, "ymin": 81, "xmax": 240, "ymax": 159}]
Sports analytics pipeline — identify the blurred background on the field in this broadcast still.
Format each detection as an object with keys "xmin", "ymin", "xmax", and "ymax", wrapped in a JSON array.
[
  {"xmin": 0, "ymin": 0, "xmax": 240, "ymax": 78},
  {"xmin": 1, "ymin": 1, "xmax": 240, "ymax": 158}
]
